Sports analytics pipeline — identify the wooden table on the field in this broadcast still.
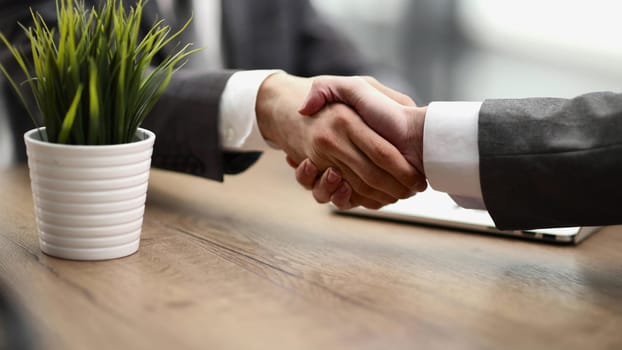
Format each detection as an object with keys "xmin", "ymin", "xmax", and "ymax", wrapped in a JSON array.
[{"xmin": 1, "ymin": 150, "xmax": 621, "ymax": 350}]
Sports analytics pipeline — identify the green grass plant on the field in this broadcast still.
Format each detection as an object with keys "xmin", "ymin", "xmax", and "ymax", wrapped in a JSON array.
[{"xmin": 0, "ymin": 0, "xmax": 199, "ymax": 144}]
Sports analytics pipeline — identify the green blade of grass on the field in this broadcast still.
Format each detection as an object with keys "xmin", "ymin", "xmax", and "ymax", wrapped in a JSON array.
[
  {"xmin": 87, "ymin": 58, "xmax": 100, "ymax": 144},
  {"xmin": 57, "ymin": 84, "xmax": 83, "ymax": 144},
  {"xmin": 1, "ymin": 0, "xmax": 198, "ymax": 145}
]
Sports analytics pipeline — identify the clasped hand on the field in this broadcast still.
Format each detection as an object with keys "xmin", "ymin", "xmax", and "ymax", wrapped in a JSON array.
[{"xmin": 256, "ymin": 73, "xmax": 427, "ymax": 210}]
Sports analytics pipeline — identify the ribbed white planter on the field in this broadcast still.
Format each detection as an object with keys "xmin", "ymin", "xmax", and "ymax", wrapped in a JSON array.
[{"xmin": 24, "ymin": 128, "xmax": 155, "ymax": 260}]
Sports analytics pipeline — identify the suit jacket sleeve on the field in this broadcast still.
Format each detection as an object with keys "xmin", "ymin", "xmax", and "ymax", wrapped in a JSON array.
[
  {"xmin": 478, "ymin": 92, "xmax": 622, "ymax": 229},
  {"xmin": 1, "ymin": 0, "xmax": 259, "ymax": 181},
  {"xmin": 141, "ymin": 69, "xmax": 246, "ymax": 182}
]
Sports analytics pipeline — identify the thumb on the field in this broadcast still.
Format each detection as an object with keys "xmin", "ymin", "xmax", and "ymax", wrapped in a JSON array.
[
  {"xmin": 298, "ymin": 77, "xmax": 362, "ymax": 116},
  {"xmin": 298, "ymin": 78, "xmax": 333, "ymax": 116},
  {"xmin": 298, "ymin": 86, "xmax": 326, "ymax": 116}
]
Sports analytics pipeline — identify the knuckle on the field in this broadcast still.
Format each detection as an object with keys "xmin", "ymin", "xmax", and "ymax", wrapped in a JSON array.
[
  {"xmin": 312, "ymin": 132, "xmax": 336, "ymax": 150},
  {"xmin": 331, "ymin": 110, "xmax": 352, "ymax": 128},
  {"xmin": 309, "ymin": 77, "xmax": 325, "ymax": 91},
  {"xmin": 333, "ymin": 117, "xmax": 350, "ymax": 131},
  {"xmin": 372, "ymin": 143, "xmax": 394, "ymax": 162},
  {"xmin": 328, "ymin": 103, "xmax": 352, "ymax": 118}
]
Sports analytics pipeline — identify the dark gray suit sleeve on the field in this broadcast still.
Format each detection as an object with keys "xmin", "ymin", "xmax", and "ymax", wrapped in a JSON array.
[
  {"xmin": 1, "ymin": 0, "xmax": 259, "ymax": 181},
  {"xmin": 142, "ymin": 69, "xmax": 232, "ymax": 181},
  {"xmin": 478, "ymin": 92, "xmax": 622, "ymax": 229},
  {"xmin": 143, "ymin": 69, "xmax": 261, "ymax": 181}
]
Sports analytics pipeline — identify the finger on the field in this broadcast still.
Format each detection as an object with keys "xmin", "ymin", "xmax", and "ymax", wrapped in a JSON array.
[
  {"xmin": 300, "ymin": 76, "xmax": 414, "ymax": 117},
  {"xmin": 309, "ymin": 149, "xmax": 401, "ymax": 206},
  {"xmin": 329, "ymin": 155, "xmax": 404, "ymax": 204},
  {"xmin": 307, "ymin": 106, "xmax": 414, "ymax": 202},
  {"xmin": 346, "ymin": 114, "xmax": 423, "ymax": 192},
  {"xmin": 298, "ymin": 76, "xmax": 363, "ymax": 116},
  {"xmin": 330, "ymin": 182, "xmax": 353, "ymax": 210},
  {"xmin": 295, "ymin": 159, "xmax": 320, "ymax": 190},
  {"xmin": 298, "ymin": 79, "xmax": 425, "ymax": 196},
  {"xmin": 311, "ymin": 167, "xmax": 344, "ymax": 204},
  {"xmin": 349, "ymin": 191, "xmax": 392, "ymax": 210},
  {"xmin": 331, "ymin": 117, "xmax": 418, "ymax": 197},
  {"xmin": 362, "ymin": 76, "xmax": 416, "ymax": 107},
  {"xmin": 286, "ymin": 155, "xmax": 299, "ymax": 168},
  {"xmin": 298, "ymin": 77, "xmax": 335, "ymax": 116}
]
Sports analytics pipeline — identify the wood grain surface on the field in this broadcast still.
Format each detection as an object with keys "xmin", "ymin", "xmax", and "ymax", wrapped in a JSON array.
[{"xmin": 0, "ymin": 150, "xmax": 621, "ymax": 350}]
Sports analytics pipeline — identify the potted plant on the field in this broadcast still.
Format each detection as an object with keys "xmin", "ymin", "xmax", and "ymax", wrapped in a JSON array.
[{"xmin": 0, "ymin": 0, "xmax": 198, "ymax": 260}]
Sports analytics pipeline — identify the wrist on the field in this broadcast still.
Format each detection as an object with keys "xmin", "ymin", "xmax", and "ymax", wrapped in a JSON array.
[
  {"xmin": 255, "ymin": 71, "xmax": 288, "ymax": 145},
  {"xmin": 405, "ymin": 106, "xmax": 426, "ymax": 176},
  {"xmin": 255, "ymin": 72, "xmax": 313, "ymax": 160}
]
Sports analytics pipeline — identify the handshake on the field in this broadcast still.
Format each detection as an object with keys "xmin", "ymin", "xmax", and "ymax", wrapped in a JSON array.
[
  {"xmin": 256, "ymin": 73, "xmax": 429, "ymax": 210},
  {"xmin": 255, "ymin": 72, "xmax": 620, "ymax": 230}
]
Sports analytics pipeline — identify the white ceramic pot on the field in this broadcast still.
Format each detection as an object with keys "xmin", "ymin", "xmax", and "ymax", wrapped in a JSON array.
[{"xmin": 24, "ymin": 128, "xmax": 155, "ymax": 260}]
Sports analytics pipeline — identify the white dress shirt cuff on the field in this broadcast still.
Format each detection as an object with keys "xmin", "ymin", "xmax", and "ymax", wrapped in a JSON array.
[
  {"xmin": 219, "ymin": 70, "xmax": 283, "ymax": 151},
  {"xmin": 423, "ymin": 101, "xmax": 484, "ymax": 206}
]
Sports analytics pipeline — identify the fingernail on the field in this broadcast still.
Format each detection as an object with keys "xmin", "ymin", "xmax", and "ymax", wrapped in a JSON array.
[{"xmin": 327, "ymin": 169, "xmax": 340, "ymax": 184}]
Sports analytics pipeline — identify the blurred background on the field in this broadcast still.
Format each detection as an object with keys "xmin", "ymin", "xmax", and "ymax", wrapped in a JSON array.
[{"xmin": 312, "ymin": 0, "xmax": 622, "ymax": 104}]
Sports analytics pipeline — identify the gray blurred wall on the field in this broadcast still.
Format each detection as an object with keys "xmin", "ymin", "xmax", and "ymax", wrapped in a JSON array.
[{"xmin": 312, "ymin": 0, "xmax": 622, "ymax": 103}]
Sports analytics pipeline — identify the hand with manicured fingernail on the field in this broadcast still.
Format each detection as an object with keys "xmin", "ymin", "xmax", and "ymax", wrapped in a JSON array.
[
  {"xmin": 259, "ymin": 72, "xmax": 421, "ymax": 209},
  {"xmin": 293, "ymin": 75, "xmax": 428, "ymax": 209}
]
